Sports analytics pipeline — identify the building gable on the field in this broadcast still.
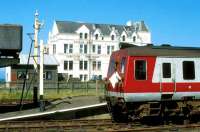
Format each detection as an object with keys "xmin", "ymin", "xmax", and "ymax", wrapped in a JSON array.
[
  {"xmin": 76, "ymin": 25, "xmax": 90, "ymax": 34},
  {"xmin": 52, "ymin": 21, "xmax": 59, "ymax": 35}
]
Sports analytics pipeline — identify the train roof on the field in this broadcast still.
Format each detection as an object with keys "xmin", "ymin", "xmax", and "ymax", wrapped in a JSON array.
[{"xmin": 119, "ymin": 43, "xmax": 200, "ymax": 57}]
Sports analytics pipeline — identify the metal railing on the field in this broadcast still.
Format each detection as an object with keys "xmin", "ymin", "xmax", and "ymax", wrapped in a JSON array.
[{"xmin": 0, "ymin": 81, "xmax": 106, "ymax": 100}]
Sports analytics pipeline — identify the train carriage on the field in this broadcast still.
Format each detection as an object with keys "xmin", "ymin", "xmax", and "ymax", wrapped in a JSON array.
[{"xmin": 105, "ymin": 43, "xmax": 200, "ymax": 122}]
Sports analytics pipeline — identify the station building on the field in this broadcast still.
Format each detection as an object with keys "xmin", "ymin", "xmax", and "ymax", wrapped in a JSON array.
[
  {"xmin": 47, "ymin": 20, "xmax": 151, "ymax": 81},
  {"xmin": 5, "ymin": 54, "xmax": 59, "ymax": 88}
]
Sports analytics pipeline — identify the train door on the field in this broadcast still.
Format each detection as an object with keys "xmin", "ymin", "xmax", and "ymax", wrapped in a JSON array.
[{"xmin": 159, "ymin": 59, "xmax": 176, "ymax": 94}]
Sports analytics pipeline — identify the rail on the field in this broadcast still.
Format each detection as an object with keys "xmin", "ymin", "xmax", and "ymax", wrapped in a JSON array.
[{"xmin": 0, "ymin": 119, "xmax": 200, "ymax": 131}]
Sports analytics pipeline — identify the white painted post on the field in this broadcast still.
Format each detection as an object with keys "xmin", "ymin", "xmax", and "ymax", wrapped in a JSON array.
[{"xmin": 39, "ymin": 40, "xmax": 45, "ymax": 111}]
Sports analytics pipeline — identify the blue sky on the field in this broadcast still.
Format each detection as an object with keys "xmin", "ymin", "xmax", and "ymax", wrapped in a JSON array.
[{"xmin": 0, "ymin": 0, "xmax": 200, "ymax": 79}]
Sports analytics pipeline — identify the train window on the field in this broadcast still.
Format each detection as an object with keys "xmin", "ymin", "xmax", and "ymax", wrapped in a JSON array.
[
  {"xmin": 135, "ymin": 60, "xmax": 147, "ymax": 80},
  {"xmin": 108, "ymin": 59, "xmax": 115, "ymax": 75},
  {"xmin": 121, "ymin": 57, "xmax": 126, "ymax": 73},
  {"xmin": 115, "ymin": 61, "xmax": 119, "ymax": 70},
  {"xmin": 162, "ymin": 63, "xmax": 171, "ymax": 78},
  {"xmin": 183, "ymin": 61, "xmax": 195, "ymax": 80}
]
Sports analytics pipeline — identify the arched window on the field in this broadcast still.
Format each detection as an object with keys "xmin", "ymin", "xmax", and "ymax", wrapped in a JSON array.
[
  {"xmin": 95, "ymin": 34, "xmax": 98, "ymax": 40},
  {"xmin": 84, "ymin": 33, "xmax": 88, "ymax": 39},
  {"xmin": 122, "ymin": 35, "xmax": 126, "ymax": 41},
  {"xmin": 111, "ymin": 35, "xmax": 115, "ymax": 40},
  {"xmin": 133, "ymin": 36, "xmax": 136, "ymax": 42}
]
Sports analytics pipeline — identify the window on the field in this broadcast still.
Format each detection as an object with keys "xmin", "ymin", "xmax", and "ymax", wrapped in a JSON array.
[
  {"xmin": 111, "ymin": 35, "xmax": 115, "ymax": 40},
  {"xmin": 95, "ymin": 34, "xmax": 98, "ymax": 40},
  {"xmin": 92, "ymin": 61, "xmax": 96, "ymax": 70},
  {"xmin": 80, "ymin": 61, "xmax": 83, "ymax": 70},
  {"xmin": 64, "ymin": 61, "xmax": 73, "ymax": 70},
  {"xmin": 122, "ymin": 35, "xmax": 126, "ymax": 41},
  {"xmin": 17, "ymin": 71, "xmax": 28, "ymax": 80},
  {"xmin": 80, "ymin": 61, "xmax": 88, "ymax": 70},
  {"xmin": 135, "ymin": 60, "xmax": 147, "ymax": 80},
  {"xmin": 64, "ymin": 44, "xmax": 73, "ymax": 53},
  {"xmin": 53, "ymin": 44, "xmax": 56, "ymax": 54},
  {"xmin": 64, "ymin": 61, "xmax": 68, "ymax": 70},
  {"xmin": 162, "ymin": 63, "xmax": 171, "ymax": 78},
  {"xmin": 44, "ymin": 71, "xmax": 52, "ymax": 80},
  {"xmin": 69, "ymin": 61, "xmax": 73, "ymax": 70},
  {"xmin": 80, "ymin": 74, "xmax": 83, "ymax": 81},
  {"xmin": 80, "ymin": 33, "xmax": 83, "ymax": 39},
  {"xmin": 84, "ymin": 44, "xmax": 87, "ymax": 54},
  {"xmin": 108, "ymin": 59, "xmax": 115, "ymax": 75},
  {"xmin": 121, "ymin": 57, "xmax": 126, "ymax": 73},
  {"xmin": 80, "ymin": 44, "xmax": 83, "ymax": 53},
  {"xmin": 84, "ymin": 61, "xmax": 88, "ymax": 70},
  {"xmin": 84, "ymin": 74, "xmax": 88, "ymax": 81},
  {"xmin": 64, "ymin": 44, "xmax": 68, "ymax": 53},
  {"xmin": 69, "ymin": 44, "xmax": 73, "ymax": 53},
  {"xmin": 98, "ymin": 75, "xmax": 102, "ymax": 80},
  {"xmin": 92, "ymin": 45, "xmax": 96, "ymax": 53},
  {"xmin": 107, "ymin": 46, "xmax": 110, "ymax": 54},
  {"xmin": 111, "ymin": 46, "xmax": 114, "ymax": 52},
  {"xmin": 97, "ymin": 45, "xmax": 101, "ymax": 54},
  {"xmin": 183, "ymin": 61, "xmax": 195, "ymax": 80},
  {"xmin": 80, "ymin": 74, "xmax": 87, "ymax": 81},
  {"xmin": 84, "ymin": 33, "xmax": 88, "ymax": 39},
  {"xmin": 97, "ymin": 61, "xmax": 101, "ymax": 70},
  {"xmin": 92, "ymin": 61, "xmax": 101, "ymax": 71},
  {"xmin": 107, "ymin": 45, "xmax": 114, "ymax": 54},
  {"xmin": 69, "ymin": 75, "xmax": 73, "ymax": 78},
  {"xmin": 80, "ymin": 44, "xmax": 87, "ymax": 54},
  {"xmin": 133, "ymin": 36, "xmax": 136, "ymax": 42}
]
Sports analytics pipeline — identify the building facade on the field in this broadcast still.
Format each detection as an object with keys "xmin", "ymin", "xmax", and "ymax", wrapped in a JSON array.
[
  {"xmin": 47, "ymin": 20, "xmax": 151, "ymax": 81},
  {"xmin": 5, "ymin": 54, "xmax": 59, "ymax": 88}
]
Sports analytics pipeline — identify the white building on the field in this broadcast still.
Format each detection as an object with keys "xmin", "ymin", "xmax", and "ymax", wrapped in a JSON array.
[{"xmin": 47, "ymin": 20, "xmax": 151, "ymax": 81}]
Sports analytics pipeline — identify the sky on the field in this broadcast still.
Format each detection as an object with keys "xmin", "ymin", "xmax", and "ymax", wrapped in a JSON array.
[{"xmin": 0, "ymin": 0, "xmax": 200, "ymax": 79}]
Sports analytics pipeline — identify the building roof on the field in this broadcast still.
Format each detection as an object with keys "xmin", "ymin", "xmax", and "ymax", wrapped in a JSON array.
[
  {"xmin": 19, "ymin": 54, "xmax": 59, "ymax": 66},
  {"xmin": 118, "ymin": 43, "xmax": 200, "ymax": 57},
  {"xmin": 55, "ymin": 20, "xmax": 149, "ymax": 36}
]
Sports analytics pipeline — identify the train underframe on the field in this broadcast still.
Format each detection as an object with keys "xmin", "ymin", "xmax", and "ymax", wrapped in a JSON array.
[{"xmin": 106, "ymin": 96, "xmax": 200, "ymax": 123}]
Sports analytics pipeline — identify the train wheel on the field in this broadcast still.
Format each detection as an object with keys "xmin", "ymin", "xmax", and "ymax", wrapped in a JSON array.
[
  {"xmin": 106, "ymin": 99, "xmax": 115, "ymax": 121},
  {"xmin": 112, "ymin": 98, "xmax": 128, "ymax": 123}
]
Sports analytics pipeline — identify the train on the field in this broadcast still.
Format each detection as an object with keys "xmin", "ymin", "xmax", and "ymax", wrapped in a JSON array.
[{"xmin": 105, "ymin": 43, "xmax": 200, "ymax": 122}]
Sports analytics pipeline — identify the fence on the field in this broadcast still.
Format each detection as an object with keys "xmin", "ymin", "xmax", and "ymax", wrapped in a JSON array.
[{"xmin": 0, "ymin": 81, "xmax": 106, "ymax": 100}]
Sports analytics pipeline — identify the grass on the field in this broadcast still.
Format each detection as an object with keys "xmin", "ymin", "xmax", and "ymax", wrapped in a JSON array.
[{"xmin": 0, "ymin": 88, "xmax": 105, "ymax": 102}]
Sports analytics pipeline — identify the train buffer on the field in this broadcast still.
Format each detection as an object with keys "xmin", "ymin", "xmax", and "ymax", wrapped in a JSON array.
[{"xmin": 0, "ymin": 96, "xmax": 107, "ymax": 121}]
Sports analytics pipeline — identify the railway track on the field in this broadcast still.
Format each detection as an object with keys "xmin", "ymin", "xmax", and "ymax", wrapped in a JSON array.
[{"xmin": 0, "ymin": 119, "xmax": 200, "ymax": 132}]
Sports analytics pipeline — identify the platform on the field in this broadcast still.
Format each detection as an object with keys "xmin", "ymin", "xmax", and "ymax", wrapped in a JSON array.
[{"xmin": 0, "ymin": 96, "xmax": 107, "ymax": 121}]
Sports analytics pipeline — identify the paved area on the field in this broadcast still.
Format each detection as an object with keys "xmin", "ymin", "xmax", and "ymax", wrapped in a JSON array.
[{"xmin": 0, "ymin": 96, "xmax": 106, "ymax": 121}]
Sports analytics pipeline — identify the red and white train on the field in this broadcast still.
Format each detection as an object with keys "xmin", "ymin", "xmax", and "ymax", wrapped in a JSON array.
[{"xmin": 105, "ymin": 43, "xmax": 200, "ymax": 122}]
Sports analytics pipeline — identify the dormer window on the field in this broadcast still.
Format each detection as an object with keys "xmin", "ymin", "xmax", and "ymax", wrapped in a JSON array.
[
  {"xmin": 111, "ymin": 35, "xmax": 115, "ymax": 40},
  {"xmin": 122, "ymin": 35, "xmax": 126, "ymax": 41},
  {"xmin": 95, "ymin": 34, "xmax": 98, "ymax": 40},
  {"xmin": 133, "ymin": 36, "xmax": 136, "ymax": 42},
  {"xmin": 80, "ymin": 33, "xmax": 83, "ymax": 39},
  {"xmin": 84, "ymin": 33, "xmax": 88, "ymax": 39}
]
